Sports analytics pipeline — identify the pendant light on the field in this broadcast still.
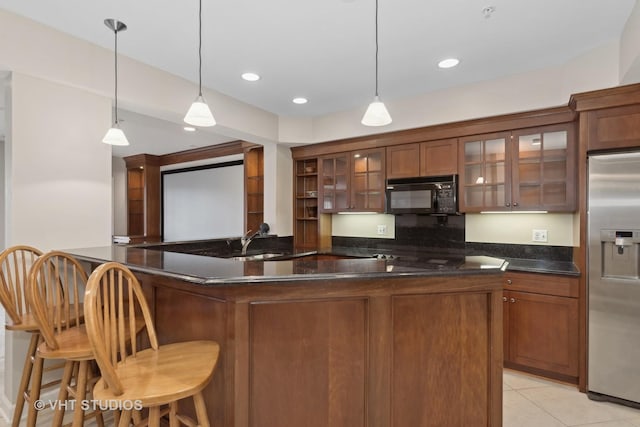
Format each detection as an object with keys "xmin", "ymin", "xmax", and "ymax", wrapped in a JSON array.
[
  {"xmin": 184, "ymin": 0, "xmax": 216, "ymax": 127},
  {"xmin": 102, "ymin": 19, "xmax": 129, "ymax": 146},
  {"xmin": 361, "ymin": 0, "xmax": 392, "ymax": 127}
]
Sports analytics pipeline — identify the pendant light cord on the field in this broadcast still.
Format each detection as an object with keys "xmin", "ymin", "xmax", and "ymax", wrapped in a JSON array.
[
  {"xmin": 114, "ymin": 27, "xmax": 119, "ymax": 124},
  {"xmin": 375, "ymin": 0, "xmax": 379, "ymax": 97},
  {"xmin": 198, "ymin": 0, "xmax": 203, "ymax": 96}
]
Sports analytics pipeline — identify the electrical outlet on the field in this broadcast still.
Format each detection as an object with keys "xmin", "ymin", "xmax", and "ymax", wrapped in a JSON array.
[
  {"xmin": 532, "ymin": 229, "xmax": 548, "ymax": 242},
  {"xmin": 377, "ymin": 225, "xmax": 387, "ymax": 235}
]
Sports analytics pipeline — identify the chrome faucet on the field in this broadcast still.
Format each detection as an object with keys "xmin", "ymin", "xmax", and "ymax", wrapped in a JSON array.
[{"xmin": 240, "ymin": 223, "xmax": 270, "ymax": 255}]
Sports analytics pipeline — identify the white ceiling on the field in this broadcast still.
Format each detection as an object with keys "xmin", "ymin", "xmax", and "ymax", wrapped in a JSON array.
[{"xmin": 0, "ymin": 0, "xmax": 636, "ymax": 156}]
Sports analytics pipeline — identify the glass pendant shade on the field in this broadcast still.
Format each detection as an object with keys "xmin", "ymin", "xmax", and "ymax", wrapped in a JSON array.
[
  {"xmin": 102, "ymin": 123, "xmax": 129, "ymax": 146},
  {"xmin": 361, "ymin": 96, "xmax": 392, "ymax": 126},
  {"xmin": 184, "ymin": 95, "xmax": 216, "ymax": 127}
]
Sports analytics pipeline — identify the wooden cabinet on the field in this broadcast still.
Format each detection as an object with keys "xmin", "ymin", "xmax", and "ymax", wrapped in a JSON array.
[
  {"xmin": 386, "ymin": 144, "xmax": 420, "ymax": 178},
  {"xmin": 124, "ymin": 154, "xmax": 161, "ymax": 242},
  {"xmin": 420, "ymin": 138, "xmax": 458, "ymax": 176},
  {"xmin": 318, "ymin": 149, "xmax": 385, "ymax": 213},
  {"xmin": 585, "ymin": 104, "xmax": 640, "ymax": 151},
  {"xmin": 244, "ymin": 147, "xmax": 264, "ymax": 233},
  {"xmin": 319, "ymin": 153, "xmax": 350, "ymax": 213},
  {"xmin": 386, "ymin": 139, "xmax": 458, "ymax": 179},
  {"xmin": 459, "ymin": 123, "xmax": 575, "ymax": 212},
  {"xmin": 294, "ymin": 159, "xmax": 319, "ymax": 249},
  {"xmin": 351, "ymin": 148, "xmax": 385, "ymax": 212},
  {"xmin": 503, "ymin": 271, "xmax": 579, "ymax": 382}
]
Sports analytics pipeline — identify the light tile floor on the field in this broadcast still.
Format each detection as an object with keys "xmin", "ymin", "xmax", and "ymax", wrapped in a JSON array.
[{"xmin": 504, "ymin": 369, "xmax": 640, "ymax": 427}]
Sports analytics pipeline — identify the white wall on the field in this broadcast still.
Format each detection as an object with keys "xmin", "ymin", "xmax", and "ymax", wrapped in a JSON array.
[
  {"xmin": 332, "ymin": 214, "xmax": 395, "ymax": 239},
  {"xmin": 465, "ymin": 213, "xmax": 577, "ymax": 247},
  {"xmin": 621, "ymin": 0, "xmax": 640, "ymax": 83},
  {"xmin": 301, "ymin": 41, "xmax": 621, "ymax": 144},
  {"xmin": 263, "ymin": 143, "xmax": 293, "ymax": 237},
  {"xmin": 7, "ymin": 73, "xmax": 112, "ymax": 250}
]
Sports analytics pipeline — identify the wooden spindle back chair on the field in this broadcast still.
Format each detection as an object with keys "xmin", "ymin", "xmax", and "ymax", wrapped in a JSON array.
[
  {"xmin": 0, "ymin": 245, "xmax": 44, "ymax": 427},
  {"xmin": 85, "ymin": 261, "xmax": 219, "ymax": 427},
  {"xmin": 27, "ymin": 251, "xmax": 105, "ymax": 427}
]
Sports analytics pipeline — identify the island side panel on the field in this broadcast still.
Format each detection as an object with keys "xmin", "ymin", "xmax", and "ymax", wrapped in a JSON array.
[
  {"xmin": 139, "ymin": 276, "xmax": 229, "ymax": 426},
  {"xmin": 249, "ymin": 298, "xmax": 367, "ymax": 427},
  {"xmin": 392, "ymin": 292, "xmax": 490, "ymax": 426}
]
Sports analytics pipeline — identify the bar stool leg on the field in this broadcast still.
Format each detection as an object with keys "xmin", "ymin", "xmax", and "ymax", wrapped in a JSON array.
[
  {"xmin": 52, "ymin": 360, "xmax": 74, "ymax": 427},
  {"xmin": 11, "ymin": 333, "xmax": 39, "ymax": 427},
  {"xmin": 148, "ymin": 406, "xmax": 161, "ymax": 427},
  {"xmin": 25, "ymin": 353, "xmax": 44, "ymax": 427},
  {"xmin": 71, "ymin": 360, "xmax": 89, "ymax": 427},
  {"xmin": 117, "ymin": 409, "xmax": 132, "ymax": 427},
  {"xmin": 169, "ymin": 401, "xmax": 178, "ymax": 427},
  {"xmin": 193, "ymin": 391, "xmax": 210, "ymax": 427}
]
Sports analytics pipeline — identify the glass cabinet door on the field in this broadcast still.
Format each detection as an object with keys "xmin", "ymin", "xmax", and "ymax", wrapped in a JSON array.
[
  {"xmin": 320, "ymin": 154, "xmax": 349, "ymax": 213},
  {"xmin": 512, "ymin": 124, "xmax": 574, "ymax": 211},
  {"xmin": 351, "ymin": 149, "xmax": 385, "ymax": 212},
  {"xmin": 460, "ymin": 133, "xmax": 510, "ymax": 211}
]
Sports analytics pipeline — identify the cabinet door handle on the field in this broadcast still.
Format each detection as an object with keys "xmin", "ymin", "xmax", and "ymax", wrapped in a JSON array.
[
  {"xmin": 503, "ymin": 296, "xmax": 507, "ymax": 302},
  {"xmin": 505, "ymin": 203, "xmax": 511, "ymax": 207},
  {"xmin": 513, "ymin": 202, "xmax": 519, "ymax": 207},
  {"xmin": 506, "ymin": 279, "xmax": 512, "ymax": 285},
  {"xmin": 510, "ymin": 298, "xmax": 516, "ymax": 303}
]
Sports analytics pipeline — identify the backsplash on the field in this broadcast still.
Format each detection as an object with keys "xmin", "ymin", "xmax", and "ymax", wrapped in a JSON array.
[
  {"xmin": 333, "ymin": 214, "xmax": 466, "ymax": 253},
  {"xmin": 333, "ymin": 213, "xmax": 574, "ymax": 262}
]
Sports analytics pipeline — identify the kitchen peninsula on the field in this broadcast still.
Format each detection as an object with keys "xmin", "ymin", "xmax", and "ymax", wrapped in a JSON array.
[{"xmin": 66, "ymin": 244, "xmax": 506, "ymax": 427}]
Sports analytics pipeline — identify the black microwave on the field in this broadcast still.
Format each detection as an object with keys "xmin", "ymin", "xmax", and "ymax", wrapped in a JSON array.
[{"xmin": 385, "ymin": 175, "xmax": 458, "ymax": 215}]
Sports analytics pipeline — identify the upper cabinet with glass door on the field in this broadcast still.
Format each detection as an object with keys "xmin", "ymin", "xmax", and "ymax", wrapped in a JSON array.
[
  {"xmin": 459, "ymin": 123, "xmax": 575, "ymax": 212},
  {"xmin": 512, "ymin": 124, "xmax": 575, "ymax": 211},
  {"xmin": 319, "ymin": 153, "xmax": 350, "ymax": 213},
  {"xmin": 459, "ymin": 132, "xmax": 511, "ymax": 212},
  {"xmin": 351, "ymin": 148, "xmax": 386, "ymax": 212},
  {"xmin": 319, "ymin": 149, "xmax": 385, "ymax": 213}
]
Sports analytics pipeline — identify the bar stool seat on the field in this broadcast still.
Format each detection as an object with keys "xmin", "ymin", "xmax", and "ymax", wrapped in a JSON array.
[{"xmin": 92, "ymin": 341, "xmax": 219, "ymax": 406}]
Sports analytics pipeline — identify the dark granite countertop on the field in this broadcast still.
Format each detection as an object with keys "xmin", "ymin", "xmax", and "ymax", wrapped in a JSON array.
[
  {"xmin": 503, "ymin": 258, "xmax": 580, "ymax": 276},
  {"xmin": 64, "ymin": 245, "xmax": 507, "ymax": 286}
]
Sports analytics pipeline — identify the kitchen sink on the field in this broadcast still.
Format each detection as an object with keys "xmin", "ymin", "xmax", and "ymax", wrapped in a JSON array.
[{"xmin": 227, "ymin": 252, "xmax": 285, "ymax": 261}]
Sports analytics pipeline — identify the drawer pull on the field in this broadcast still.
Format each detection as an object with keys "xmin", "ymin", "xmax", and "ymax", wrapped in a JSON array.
[
  {"xmin": 510, "ymin": 298, "xmax": 516, "ymax": 303},
  {"xmin": 506, "ymin": 279, "xmax": 512, "ymax": 285},
  {"xmin": 503, "ymin": 296, "xmax": 507, "ymax": 302}
]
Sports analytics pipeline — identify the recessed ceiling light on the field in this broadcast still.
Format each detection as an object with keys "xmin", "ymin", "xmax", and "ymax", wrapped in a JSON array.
[
  {"xmin": 438, "ymin": 58, "xmax": 460, "ymax": 69},
  {"xmin": 183, "ymin": 126, "xmax": 196, "ymax": 132},
  {"xmin": 241, "ymin": 72, "xmax": 260, "ymax": 82},
  {"xmin": 292, "ymin": 97, "xmax": 308, "ymax": 104}
]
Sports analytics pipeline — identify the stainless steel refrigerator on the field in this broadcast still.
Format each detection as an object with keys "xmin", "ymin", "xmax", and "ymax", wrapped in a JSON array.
[{"xmin": 588, "ymin": 151, "xmax": 640, "ymax": 405}]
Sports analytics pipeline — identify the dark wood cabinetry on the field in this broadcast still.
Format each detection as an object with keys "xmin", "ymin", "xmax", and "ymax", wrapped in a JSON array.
[
  {"xmin": 124, "ymin": 154, "xmax": 161, "ymax": 242},
  {"xmin": 459, "ymin": 123, "xmax": 575, "ymax": 212},
  {"xmin": 294, "ymin": 159, "xmax": 331, "ymax": 249},
  {"xmin": 351, "ymin": 148, "xmax": 385, "ymax": 212},
  {"xmin": 386, "ymin": 139, "xmax": 458, "ymax": 179},
  {"xmin": 244, "ymin": 147, "xmax": 264, "ymax": 233},
  {"xmin": 503, "ymin": 272, "xmax": 579, "ymax": 382},
  {"xmin": 319, "ymin": 153, "xmax": 350, "ymax": 213},
  {"xmin": 317, "ymin": 149, "xmax": 385, "ymax": 214}
]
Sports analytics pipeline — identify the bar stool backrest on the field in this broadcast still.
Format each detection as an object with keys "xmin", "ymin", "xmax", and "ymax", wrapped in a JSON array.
[
  {"xmin": 0, "ymin": 245, "xmax": 43, "ymax": 326},
  {"xmin": 27, "ymin": 251, "xmax": 88, "ymax": 350},
  {"xmin": 84, "ymin": 261, "xmax": 157, "ymax": 396}
]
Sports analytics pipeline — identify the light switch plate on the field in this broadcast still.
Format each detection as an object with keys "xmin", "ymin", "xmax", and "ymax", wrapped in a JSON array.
[
  {"xmin": 377, "ymin": 225, "xmax": 387, "ymax": 235},
  {"xmin": 532, "ymin": 229, "xmax": 548, "ymax": 242}
]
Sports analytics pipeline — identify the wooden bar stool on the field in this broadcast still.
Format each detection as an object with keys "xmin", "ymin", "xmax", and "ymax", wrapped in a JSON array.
[
  {"xmin": 0, "ymin": 245, "xmax": 47, "ymax": 427},
  {"xmin": 27, "ymin": 251, "xmax": 105, "ymax": 427},
  {"xmin": 84, "ymin": 262, "xmax": 220, "ymax": 427}
]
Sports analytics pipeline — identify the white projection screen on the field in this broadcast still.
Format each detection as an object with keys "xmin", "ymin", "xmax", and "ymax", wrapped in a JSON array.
[{"xmin": 162, "ymin": 160, "xmax": 244, "ymax": 242}]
